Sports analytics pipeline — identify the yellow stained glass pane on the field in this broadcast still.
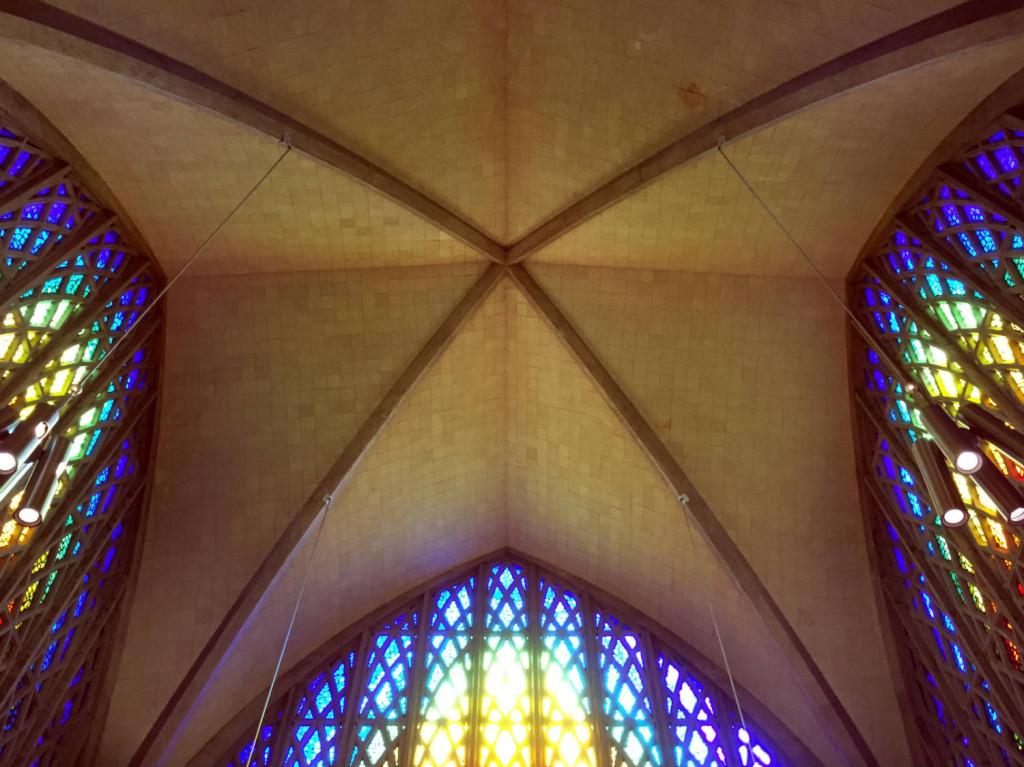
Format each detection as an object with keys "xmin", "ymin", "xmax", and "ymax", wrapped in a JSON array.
[
  {"xmin": 49, "ymin": 368, "xmax": 71, "ymax": 396},
  {"xmin": 479, "ymin": 637, "xmax": 530, "ymax": 767},
  {"xmin": 50, "ymin": 299, "xmax": 73, "ymax": 329},
  {"xmin": 936, "ymin": 370, "xmax": 959, "ymax": 399},
  {"xmin": 60, "ymin": 344, "xmax": 80, "ymax": 365},
  {"xmin": 415, "ymin": 638, "xmax": 471, "ymax": 767},
  {"xmin": 0, "ymin": 519, "xmax": 18, "ymax": 549},
  {"xmin": 987, "ymin": 519, "xmax": 1009, "ymax": 550},
  {"xmin": 29, "ymin": 301, "xmax": 51, "ymax": 327},
  {"xmin": 956, "ymin": 302, "xmax": 981, "ymax": 329},
  {"xmin": 990, "ymin": 335, "xmax": 1017, "ymax": 364},
  {"xmin": 968, "ymin": 582, "xmax": 985, "ymax": 613},
  {"xmin": 0, "ymin": 333, "xmax": 15, "ymax": 361},
  {"xmin": 541, "ymin": 636, "xmax": 595, "ymax": 767},
  {"xmin": 919, "ymin": 369, "xmax": 941, "ymax": 398},
  {"xmin": 12, "ymin": 339, "xmax": 31, "ymax": 364},
  {"xmin": 1010, "ymin": 371, "xmax": 1024, "ymax": 398},
  {"xmin": 20, "ymin": 581, "xmax": 37, "ymax": 611}
]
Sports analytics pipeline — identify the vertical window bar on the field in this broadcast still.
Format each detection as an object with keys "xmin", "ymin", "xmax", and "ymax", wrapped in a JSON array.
[
  {"xmin": 580, "ymin": 590, "xmax": 611, "ymax": 765},
  {"xmin": 465, "ymin": 563, "xmax": 488, "ymax": 767},
  {"xmin": 638, "ymin": 628, "xmax": 672, "ymax": 767},
  {"xmin": 335, "ymin": 630, "xmax": 373, "ymax": 767},
  {"xmin": 267, "ymin": 685, "xmax": 300, "ymax": 767},
  {"xmin": 526, "ymin": 562, "xmax": 544, "ymax": 766},
  {"xmin": 397, "ymin": 588, "xmax": 434, "ymax": 763}
]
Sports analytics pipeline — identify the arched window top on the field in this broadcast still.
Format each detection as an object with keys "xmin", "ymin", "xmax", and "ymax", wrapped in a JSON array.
[
  {"xmin": 0, "ymin": 118, "xmax": 162, "ymax": 766},
  {"xmin": 848, "ymin": 101, "xmax": 1024, "ymax": 765},
  {"xmin": 217, "ymin": 556, "xmax": 794, "ymax": 767}
]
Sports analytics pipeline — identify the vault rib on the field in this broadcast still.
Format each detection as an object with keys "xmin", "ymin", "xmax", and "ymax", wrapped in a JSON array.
[
  {"xmin": 130, "ymin": 263, "xmax": 504, "ymax": 767},
  {"xmin": 0, "ymin": 0, "xmax": 509, "ymax": 265},
  {"xmin": 506, "ymin": 262, "xmax": 878, "ymax": 767},
  {"xmin": 506, "ymin": 1, "xmax": 1024, "ymax": 264}
]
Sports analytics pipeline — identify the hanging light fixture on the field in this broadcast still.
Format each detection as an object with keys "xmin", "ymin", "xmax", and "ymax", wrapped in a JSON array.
[
  {"xmin": 13, "ymin": 436, "xmax": 68, "ymax": 528},
  {"xmin": 919, "ymin": 403, "xmax": 983, "ymax": 475},
  {"xmin": 957, "ymin": 403, "xmax": 1024, "ymax": 466},
  {"xmin": 0, "ymin": 402, "xmax": 59, "ymax": 476},
  {"xmin": 912, "ymin": 438, "xmax": 969, "ymax": 527}
]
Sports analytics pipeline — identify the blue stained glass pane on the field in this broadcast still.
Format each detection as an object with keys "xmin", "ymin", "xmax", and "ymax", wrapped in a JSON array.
[
  {"xmin": 658, "ymin": 655, "xmax": 724, "ymax": 767},
  {"xmin": 595, "ymin": 614, "xmax": 661, "ymax": 767},
  {"xmin": 9, "ymin": 227, "xmax": 30, "ymax": 250},
  {"xmin": 965, "ymin": 206, "xmax": 984, "ymax": 222},
  {"xmin": 485, "ymin": 564, "xmax": 528, "ymax": 632},
  {"xmin": 994, "ymin": 146, "xmax": 1019, "ymax": 173},
  {"xmin": 975, "ymin": 154, "xmax": 998, "ymax": 179},
  {"xmin": 30, "ymin": 231, "xmax": 50, "ymax": 254},
  {"xmin": 8, "ymin": 151, "xmax": 30, "ymax": 176},
  {"xmin": 46, "ymin": 203, "xmax": 66, "ymax": 224},
  {"xmin": 303, "ymin": 730, "xmax": 322, "ymax": 762},
  {"xmin": 958, "ymin": 232, "xmax": 978, "ymax": 257},
  {"xmin": 351, "ymin": 620, "xmax": 416, "ymax": 766}
]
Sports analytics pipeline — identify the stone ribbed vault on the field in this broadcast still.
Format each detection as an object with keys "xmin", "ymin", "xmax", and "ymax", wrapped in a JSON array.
[{"xmin": 0, "ymin": 1, "xmax": 1023, "ymax": 765}]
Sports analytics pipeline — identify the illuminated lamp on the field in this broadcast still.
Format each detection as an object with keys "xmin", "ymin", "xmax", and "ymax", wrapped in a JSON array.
[
  {"xmin": 0, "ymin": 402, "xmax": 59, "ymax": 476},
  {"xmin": 912, "ymin": 438, "xmax": 968, "ymax": 528},
  {"xmin": 920, "ymin": 403, "xmax": 983, "ymax": 475},
  {"xmin": 14, "ymin": 436, "xmax": 68, "ymax": 528},
  {"xmin": 957, "ymin": 403, "xmax": 1024, "ymax": 467}
]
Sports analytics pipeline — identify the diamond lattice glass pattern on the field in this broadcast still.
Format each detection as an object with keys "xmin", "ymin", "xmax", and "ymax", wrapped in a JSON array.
[
  {"xmin": 0, "ymin": 123, "xmax": 161, "ymax": 767},
  {"xmin": 219, "ymin": 559, "xmax": 790, "ymax": 767},
  {"xmin": 851, "ymin": 109, "xmax": 1024, "ymax": 765}
]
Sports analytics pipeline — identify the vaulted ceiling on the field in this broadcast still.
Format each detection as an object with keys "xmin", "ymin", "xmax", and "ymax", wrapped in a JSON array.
[{"xmin": 0, "ymin": 2, "xmax": 1022, "ymax": 766}]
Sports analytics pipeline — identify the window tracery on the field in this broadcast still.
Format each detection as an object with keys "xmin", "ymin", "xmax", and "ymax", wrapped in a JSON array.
[
  {"xmin": 0, "ymin": 122, "xmax": 161, "ymax": 766},
  {"xmin": 850, "ymin": 106, "xmax": 1024, "ymax": 766},
  {"xmin": 219, "ymin": 559, "xmax": 789, "ymax": 767}
]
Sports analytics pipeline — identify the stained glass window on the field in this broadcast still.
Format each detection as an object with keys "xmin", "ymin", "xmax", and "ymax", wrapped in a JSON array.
[
  {"xmin": 218, "ymin": 558, "xmax": 792, "ymax": 767},
  {"xmin": 0, "ymin": 123, "xmax": 161, "ymax": 766},
  {"xmin": 850, "ymin": 107, "xmax": 1024, "ymax": 765}
]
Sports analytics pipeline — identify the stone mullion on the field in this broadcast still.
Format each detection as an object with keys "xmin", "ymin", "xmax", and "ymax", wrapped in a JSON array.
[
  {"xmin": 0, "ymin": 386, "xmax": 155, "ymax": 600},
  {"xmin": 875, "ymin": 567, "xmax": 1013, "ymax": 767},
  {"xmin": 266, "ymin": 685, "xmax": 300, "ymax": 767},
  {"xmin": 0, "ymin": 474, "xmax": 144, "ymax": 706},
  {"xmin": 580, "ymin": 591, "xmax": 611, "ymax": 766},
  {"xmin": 465, "ymin": 563, "xmax": 489, "ymax": 767},
  {"xmin": 939, "ymin": 164, "xmax": 1024, "ymax": 233},
  {"xmin": 893, "ymin": 214, "xmax": 1024, "ymax": 326},
  {"xmin": 526, "ymin": 562, "xmax": 544, "ymax": 767},
  {"xmin": 0, "ymin": 259, "xmax": 149, "ymax": 404},
  {"xmin": 873, "ymin": 561, "xmax": 999, "ymax": 765},
  {"xmin": 867, "ymin": 262, "xmax": 1024, "ymax": 431},
  {"xmin": 0, "ymin": 212, "xmax": 118, "ymax": 308},
  {"xmin": 860, "ymin": 408, "xmax": 1024, "ymax": 697},
  {"xmin": 857, "ymin": 381, "xmax": 1024, "ymax": 654},
  {"xmin": 0, "ymin": 159, "xmax": 68, "ymax": 219},
  {"xmin": 56, "ymin": 315, "xmax": 160, "ymax": 433},
  {"xmin": 6, "ymin": 542, "xmax": 131, "ymax": 762},
  {"xmin": 396, "ymin": 589, "xmax": 433, "ymax": 764},
  {"xmin": 638, "ymin": 628, "xmax": 674, "ymax": 767},
  {"xmin": 863, "ymin": 475, "xmax": 1024, "ymax": 739},
  {"xmin": 334, "ymin": 629, "xmax": 372, "ymax": 767}
]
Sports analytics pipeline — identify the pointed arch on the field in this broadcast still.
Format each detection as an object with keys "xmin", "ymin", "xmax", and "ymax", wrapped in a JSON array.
[{"xmin": 191, "ymin": 549, "xmax": 820, "ymax": 767}]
